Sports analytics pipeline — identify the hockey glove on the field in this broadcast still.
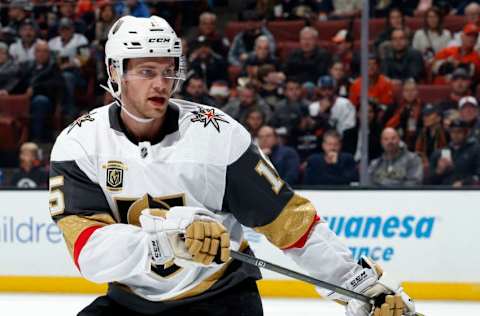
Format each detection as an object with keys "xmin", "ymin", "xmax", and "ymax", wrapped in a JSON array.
[
  {"xmin": 139, "ymin": 206, "xmax": 230, "ymax": 268},
  {"xmin": 184, "ymin": 220, "xmax": 230, "ymax": 265},
  {"xmin": 321, "ymin": 256, "xmax": 415, "ymax": 316}
]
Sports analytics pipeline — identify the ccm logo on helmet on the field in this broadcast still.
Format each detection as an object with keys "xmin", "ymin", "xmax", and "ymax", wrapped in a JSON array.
[{"xmin": 148, "ymin": 38, "xmax": 171, "ymax": 43}]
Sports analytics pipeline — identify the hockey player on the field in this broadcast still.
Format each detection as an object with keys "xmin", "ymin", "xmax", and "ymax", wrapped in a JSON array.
[{"xmin": 49, "ymin": 15, "xmax": 415, "ymax": 316}]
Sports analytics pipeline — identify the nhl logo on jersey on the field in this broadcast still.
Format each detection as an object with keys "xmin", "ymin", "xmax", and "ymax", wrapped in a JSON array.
[{"xmin": 102, "ymin": 161, "xmax": 128, "ymax": 192}]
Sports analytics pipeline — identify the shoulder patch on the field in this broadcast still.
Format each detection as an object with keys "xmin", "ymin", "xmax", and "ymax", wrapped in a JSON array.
[
  {"xmin": 67, "ymin": 111, "xmax": 97, "ymax": 134},
  {"xmin": 190, "ymin": 107, "xmax": 229, "ymax": 132}
]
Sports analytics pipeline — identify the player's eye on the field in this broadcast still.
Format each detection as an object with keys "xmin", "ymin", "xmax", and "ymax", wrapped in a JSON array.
[
  {"xmin": 138, "ymin": 68, "xmax": 157, "ymax": 78},
  {"xmin": 162, "ymin": 68, "xmax": 176, "ymax": 77}
]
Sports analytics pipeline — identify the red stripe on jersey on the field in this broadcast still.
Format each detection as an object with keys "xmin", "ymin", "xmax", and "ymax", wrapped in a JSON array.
[
  {"xmin": 73, "ymin": 225, "xmax": 103, "ymax": 270},
  {"xmin": 284, "ymin": 215, "xmax": 320, "ymax": 249}
]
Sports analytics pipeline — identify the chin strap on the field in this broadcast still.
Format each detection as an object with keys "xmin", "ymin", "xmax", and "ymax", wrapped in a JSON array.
[
  {"xmin": 120, "ymin": 104, "xmax": 155, "ymax": 123},
  {"xmin": 100, "ymin": 81, "xmax": 155, "ymax": 124}
]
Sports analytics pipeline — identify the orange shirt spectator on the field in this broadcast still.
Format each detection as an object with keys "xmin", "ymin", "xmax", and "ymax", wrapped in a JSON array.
[
  {"xmin": 433, "ymin": 23, "xmax": 480, "ymax": 83},
  {"xmin": 349, "ymin": 54, "xmax": 394, "ymax": 109},
  {"xmin": 349, "ymin": 75, "xmax": 394, "ymax": 108}
]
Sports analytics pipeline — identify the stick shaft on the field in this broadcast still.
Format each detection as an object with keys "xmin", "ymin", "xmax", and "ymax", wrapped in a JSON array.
[{"xmin": 230, "ymin": 250, "xmax": 372, "ymax": 304}]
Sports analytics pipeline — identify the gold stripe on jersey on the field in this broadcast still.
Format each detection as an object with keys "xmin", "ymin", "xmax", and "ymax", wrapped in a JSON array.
[
  {"xmin": 126, "ymin": 194, "xmax": 158, "ymax": 226},
  {"xmin": 166, "ymin": 240, "xmax": 250, "ymax": 301},
  {"xmin": 57, "ymin": 214, "xmax": 116, "ymax": 256},
  {"xmin": 254, "ymin": 194, "xmax": 317, "ymax": 249},
  {"xmin": 122, "ymin": 193, "xmax": 186, "ymax": 226}
]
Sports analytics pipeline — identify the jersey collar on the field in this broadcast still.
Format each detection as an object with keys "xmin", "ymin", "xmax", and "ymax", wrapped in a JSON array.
[{"xmin": 108, "ymin": 102, "xmax": 179, "ymax": 145}]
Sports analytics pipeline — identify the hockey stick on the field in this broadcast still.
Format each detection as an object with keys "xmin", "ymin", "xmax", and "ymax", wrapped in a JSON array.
[{"xmin": 230, "ymin": 250, "xmax": 424, "ymax": 316}]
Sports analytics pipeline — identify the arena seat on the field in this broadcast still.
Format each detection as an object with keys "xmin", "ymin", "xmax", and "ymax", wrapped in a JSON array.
[
  {"xmin": 313, "ymin": 19, "xmax": 349, "ymax": 41},
  {"xmin": 417, "ymin": 84, "xmax": 451, "ymax": 104},
  {"xmin": 267, "ymin": 20, "xmax": 305, "ymax": 42},
  {"xmin": 353, "ymin": 40, "xmax": 374, "ymax": 52},
  {"xmin": 224, "ymin": 21, "xmax": 262, "ymax": 42},
  {"xmin": 353, "ymin": 18, "xmax": 385, "ymax": 40},
  {"xmin": 0, "ymin": 94, "xmax": 30, "ymax": 117},
  {"xmin": 443, "ymin": 15, "xmax": 467, "ymax": 33},
  {"xmin": 406, "ymin": 15, "xmax": 465, "ymax": 34},
  {"xmin": 405, "ymin": 17, "xmax": 423, "ymax": 31},
  {"xmin": 393, "ymin": 84, "xmax": 450, "ymax": 104}
]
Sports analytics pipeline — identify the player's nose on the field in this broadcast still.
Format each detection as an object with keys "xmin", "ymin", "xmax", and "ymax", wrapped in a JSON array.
[{"xmin": 151, "ymin": 76, "xmax": 172, "ymax": 91}]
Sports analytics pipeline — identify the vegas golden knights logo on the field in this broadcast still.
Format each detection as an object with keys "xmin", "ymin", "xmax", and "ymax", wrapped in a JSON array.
[{"xmin": 102, "ymin": 161, "xmax": 128, "ymax": 192}]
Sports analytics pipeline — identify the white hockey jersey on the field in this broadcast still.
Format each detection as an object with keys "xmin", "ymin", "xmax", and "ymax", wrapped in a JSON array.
[{"xmin": 49, "ymin": 99, "xmax": 358, "ymax": 313}]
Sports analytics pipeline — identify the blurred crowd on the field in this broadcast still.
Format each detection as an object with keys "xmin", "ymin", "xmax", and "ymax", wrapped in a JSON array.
[{"xmin": 0, "ymin": 0, "xmax": 480, "ymax": 189}]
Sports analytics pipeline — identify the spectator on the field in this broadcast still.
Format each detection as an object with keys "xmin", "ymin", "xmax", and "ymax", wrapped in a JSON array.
[
  {"xmin": 258, "ymin": 125, "xmax": 300, "ymax": 185},
  {"xmin": 309, "ymin": 75, "xmax": 356, "ymax": 136},
  {"xmin": 433, "ymin": 23, "xmax": 480, "ymax": 83},
  {"xmin": 458, "ymin": 96, "xmax": 480, "ymax": 143},
  {"xmin": 269, "ymin": 77, "xmax": 308, "ymax": 136},
  {"xmin": 208, "ymin": 81, "xmax": 231, "ymax": 108},
  {"xmin": 349, "ymin": 53, "xmax": 394, "ymax": 109},
  {"xmin": 329, "ymin": 0, "xmax": 362, "ymax": 18},
  {"xmin": 426, "ymin": 120, "xmax": 480, "ymax": 186},
  {"xmin": 243, "ymin": 108, "xmax": 266, "ymax": 142},
  {"xmin": 412, "ymin": 7, "xmax": 452, "ymax": 63},
  {"xmin": 148, "ymin": 1, "xmax": 193, "ymax": 30},
  {"xmin": 384, "ymin": 79, "xmax": 425, "ymax": 150},
  {"xmin": 95, "ymin": 1, "xmax": 116, "ymax": 46},
  {"xmin": 436, "ymin": 68, "xmax": 472, "ymax": 113},
  {"xmin": 368, "ymin": 127, "xmax": 423, "ymax": 186},
  {"xmin": 17, "ymin": 40, "xmax": 64, "ymax": 142},
  {"xmin": 302, "ymin": 81, "xmax": 317, "ymax": 104},
  {"xmin": 51, "ymin": 0, "xmax": 88, "ymax": 37},
  {"xmin": 114, "ymin": 0, "xmax": 150, "ymax": 18},
  {"xmin": 181, "ymin": 74, "xmax": 215, "ymax": 106},
  {"xmin": 76, "ymin": 0, "xmax": 95, "ymax": 18},
  {"xmin": 189, "ymin": 36, "xmax": 228, "ymax": 88},
  {"xmin": 329, "ymin": 60, "xmax": 351, "ymax": 98},
  {"xmin": 228, "ymin": 24, "xmax": 275, "ymax": 67},
  {"xmin": 448, "ymin": 2, "xmax": 480, "ymax": 51},
  {"xmin": 331, "ymin": 29, "xmax": 358, "ymax": 79},
  {"xmin": 223, "ymin": 84, "xmax": 271, "ymax": 122},
  {"xmin": 6, "ymin": 0, "xmax": 30, "ymax": 35},
  {"xmin": 256, "ymin": 64, "xmax": 285, "ymax": 110},
  {"xmin": 243, "ymin": 35, "xmax": 280, "ymax": 76},
  {"xmin": 381, "ymin": 28, "xmax": 425, "ymax": 83},
  {"xmin": 8, "ymin": 142, "xmax": 47, "ymax": 188},
  {"xmin": 414, "ymin": 0, "xmax": 438, "ymax": 17},
  {"xmin": 288, "ymin": 111, "xmax": 331, "ymax": 162},
  {"xmin": 48, "ymin": 17, "xmax": 88, "ymax": 120},
  {"xmin": 8, "ymin": 19, "xmax": 39, "ymax": 63},
  {"xmin": 48, "ymin": 17, "xmax": 88, "ymax": 61},
  {"xmin": 189, "ymin": 12, "xmax": 229, "ymax": 58},
  {"xmin": 375, "ymin": 0, "xmax": 419, "ymax": 17},
  {"xmin": 343, "ymin": 101, "xmax": 383, "ymax": 162},
  {"xmin": 375, "ymin": 8, "xmax": 412, "ymax": 58},
  {"xmin": 271, "ymin": 0, "xmax": 318, "ymax": 20},
  {"xmin": 415, "ymin": 103, "xmax": 448, "ymax": 164},
  {"xmin": 303, "ymin": 129, "xmax": 357, "ymax": 185},
  {"xmin": 0, "ymin": 42, "xmax": 20, "ymax": 95},
  {"xmin": 93, "ymin": 0, "xmax": 117, "ymax": 83},
  {"xmin": 284, "ymin": 26, "xmax": 332, "ymax": 84},
  {"xmin": 30, "ymin": 3, "xmax": 51, "ymax": 40}
]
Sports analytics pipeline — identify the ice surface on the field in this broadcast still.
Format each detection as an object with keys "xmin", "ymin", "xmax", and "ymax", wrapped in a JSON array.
[{"xmin": 0, "ymin": 294, "xmax": 479, "ymax": 315}]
